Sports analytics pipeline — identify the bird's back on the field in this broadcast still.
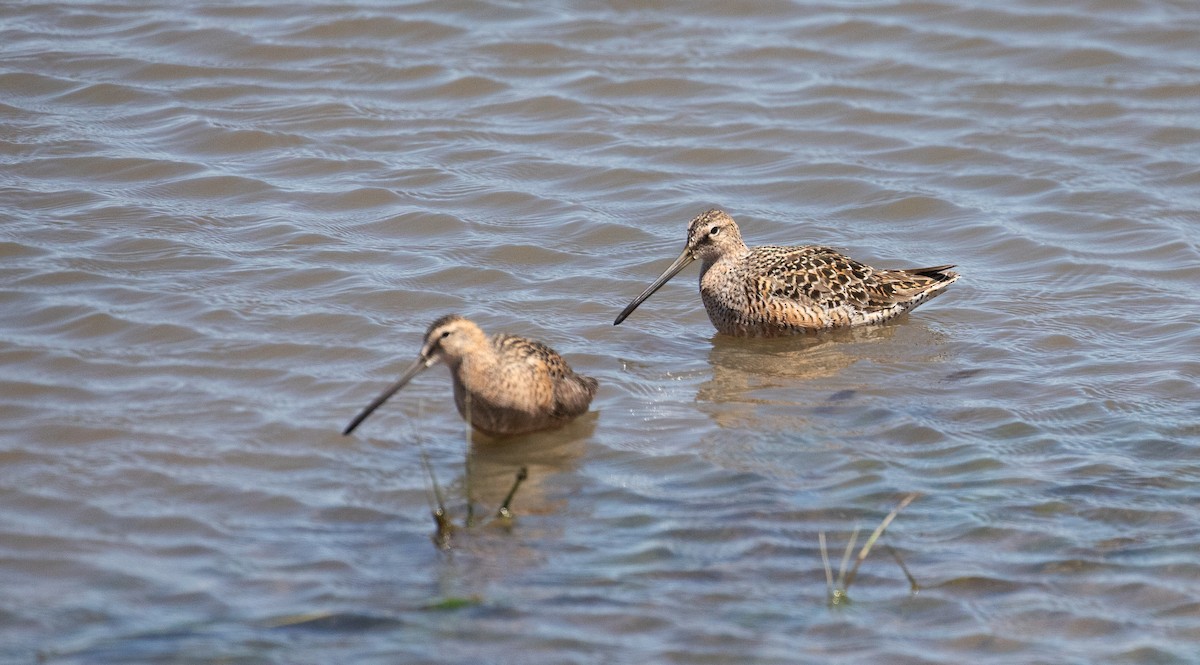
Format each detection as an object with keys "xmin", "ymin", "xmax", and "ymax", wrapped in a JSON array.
[
  {"xmin": 452, "ymin": 334, "xmax": 596, "ymax": 435},
  {"xmin": 701, "ymin": 245, "xmax": 958, "ymax": 335},
  {"xmin": 496, "ymin": 335, "xmax": 597, "ymax": 417}
]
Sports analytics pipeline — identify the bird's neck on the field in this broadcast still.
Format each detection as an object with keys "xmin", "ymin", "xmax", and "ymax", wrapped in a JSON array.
[
  {"xmin": 701, "ymin": 246, "xmax": 748, "ymax": 271},
  {"xmin": 451, "ymin": 339, "xmax": 500, "ymax": 390}
]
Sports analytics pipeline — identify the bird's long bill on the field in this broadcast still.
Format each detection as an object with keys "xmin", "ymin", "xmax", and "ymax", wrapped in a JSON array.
[
  {"xmin": 613, "ymin": 248, "xmax": 695, "ymax": 325},
  {"xmin": 342, "ymin": 355, "xmax": 438, "ymax": 435}
]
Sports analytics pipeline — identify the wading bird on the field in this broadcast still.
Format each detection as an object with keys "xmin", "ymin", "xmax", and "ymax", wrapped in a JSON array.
[
  {"xmin": 344, "ymin": 315, "xmax": 597, "ymax": 437},
  {"xmin": 614, "ymin": 209, "xmax": 959, "ymax": 337}
]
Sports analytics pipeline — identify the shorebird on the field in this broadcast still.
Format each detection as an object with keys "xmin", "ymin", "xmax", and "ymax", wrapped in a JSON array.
[
  {"xmin": 614, "ymin": 209, "xmax": 959, "ymax": 337},
  {"xmin": 343, "ymin": 315, "xmax": 598, "ymax": 437}
]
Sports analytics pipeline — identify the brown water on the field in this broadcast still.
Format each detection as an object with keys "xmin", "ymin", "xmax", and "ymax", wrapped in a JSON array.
[{"xmin": 3, "ymin": 1, "xmax": 1200, "ymax": 663}]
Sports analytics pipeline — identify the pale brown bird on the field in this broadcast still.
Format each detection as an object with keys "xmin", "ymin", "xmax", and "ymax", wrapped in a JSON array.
[
  {"xmin": 614, "ymin": 209, "xmax": 959, "ymax": 337},
  {"xmin": 343, "ymin": 315, "xmax": 598, "ymax": 437}
]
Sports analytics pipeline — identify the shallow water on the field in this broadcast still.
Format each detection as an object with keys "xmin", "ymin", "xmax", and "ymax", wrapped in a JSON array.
[{"xmin": 3, "ymin": 1, "xmax": 1200, "ymax": 663}]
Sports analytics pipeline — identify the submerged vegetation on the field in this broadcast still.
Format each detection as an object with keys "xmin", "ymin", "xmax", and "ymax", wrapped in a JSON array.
[
  {"xmin": 419, "ymin": 440, "xmax": 529, "ymax": 550},
  {"xmin": 820, "ymin": 492, "xmax": 920, "ymax": 606}
]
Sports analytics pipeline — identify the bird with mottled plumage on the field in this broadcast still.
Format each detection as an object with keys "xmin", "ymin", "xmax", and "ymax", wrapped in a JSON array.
[
  {"xmin": 343, "ymin": 315, "xmax": 598, "ymax": 437},
  {"xmin": 614, "ymin": 209, "xmax": 960, "ymax": 337}
]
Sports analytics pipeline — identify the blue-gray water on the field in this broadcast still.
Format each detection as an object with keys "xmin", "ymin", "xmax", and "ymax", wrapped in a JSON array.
[{"xmin": 3, "ymin": 1, "xmax": 1199, "ymax": 663}]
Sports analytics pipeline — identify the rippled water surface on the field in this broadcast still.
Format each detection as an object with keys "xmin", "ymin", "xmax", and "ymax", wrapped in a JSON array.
[{"xmin": 3, "ymin": 1, "xmax": 1200, "ymax": 663}]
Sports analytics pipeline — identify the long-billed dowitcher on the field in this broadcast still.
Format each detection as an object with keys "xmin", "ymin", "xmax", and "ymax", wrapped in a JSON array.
[
  {"xmin": 343, "ymin": 315, "xmax": 598, "ymax": 437},
  {"xmin": 614, "ymin": 209, "xmax": 959, "ymax": 337}
]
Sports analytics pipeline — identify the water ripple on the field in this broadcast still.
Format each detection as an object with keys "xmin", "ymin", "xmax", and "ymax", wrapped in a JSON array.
[{"xmin": 3, "ymin": 1, "xmax": 1200, "ymax": 663}]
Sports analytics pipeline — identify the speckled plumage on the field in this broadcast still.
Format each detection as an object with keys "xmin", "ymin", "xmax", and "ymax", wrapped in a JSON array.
[
  {"xmin": 614, "ymin": 209, "xmax": 960, "ymax": 337},
  {"xmin": 343, "ymin": 315, "xmax": 598, "ymax": 437}
]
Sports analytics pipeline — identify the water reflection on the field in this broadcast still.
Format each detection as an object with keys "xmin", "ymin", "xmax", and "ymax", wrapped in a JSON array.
[
  {"xmin": 461, "ymin": 416, "xmax": 594, "ymax": 519},
  {"xmin": 704, "ymin": 325, "xmax": 896, "ymax": 391},
  {"xmin": 402, "ymin": 419, "xmax": 596, "ymax": 607},
  {"xmin": 695, "ymin": 325, "xmax": 893, "ymax": 425}
]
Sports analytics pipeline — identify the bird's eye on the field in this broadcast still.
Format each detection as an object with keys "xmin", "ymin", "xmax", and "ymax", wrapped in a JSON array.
[
  {"xmin": 709, "ymin": 226, "xmax": 721, "ymax": 236},
  {"xmin": 440, "ymin": 331, "xmax": 451, "ymax": 339}
]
